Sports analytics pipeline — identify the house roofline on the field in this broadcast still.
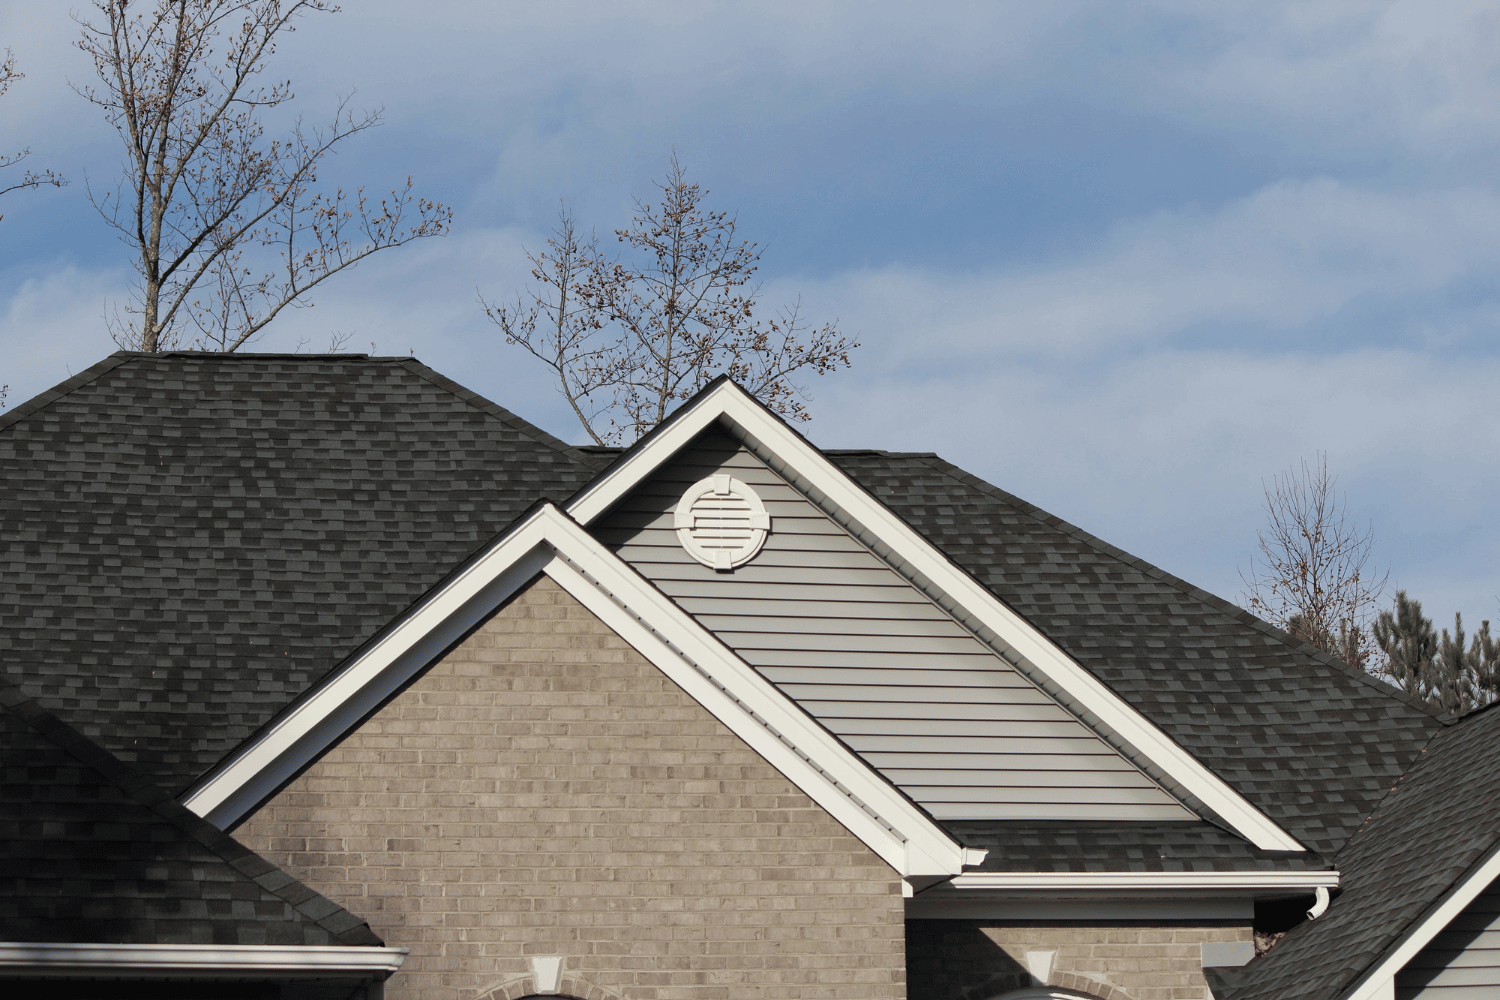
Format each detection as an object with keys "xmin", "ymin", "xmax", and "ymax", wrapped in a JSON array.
[
  {"xmin": 563, "ymin": 378, "xmax": 1308, "ymax": 854},
  {"xmin": 180, "ymin": 503, "xmax": 974, "ymax": 879}
]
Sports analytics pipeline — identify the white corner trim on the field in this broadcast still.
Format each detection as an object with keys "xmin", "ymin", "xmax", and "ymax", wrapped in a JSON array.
[
  {"xmin": 181, "ymin": 504, "xmax": 968, "ymax": 877},
  {"xmin": 1342, "ymin": 839, "xmax": 1500, "ymax": 1000},
  {"xmin": 943, "ymin": 870, "xmax": 1340, "ymax": 892},
  {"xmin": 0, "ymin": 942, "xmax": 407, "ymax": 975},
  {"xmin": 566, "ymin": 380, "xmax": 1307, "ymax": 853}
]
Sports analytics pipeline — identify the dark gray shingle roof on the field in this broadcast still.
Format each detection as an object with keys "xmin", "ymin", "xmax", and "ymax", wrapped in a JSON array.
[
  {"xmin": 0, "ymin": 352, "xmax": 598, "ymax": 794},
  {"xmin": 0, "ymin": 678, "xmax": 381, "ymax": 946},
  {"xmin": 1218, "ymin": 702, "xmax": 1500, "ymax": 1000},
  {"xmin": 947, "ymin": 821, "xmax": 1330, "ymax": 873},
  {"xmin": 825, "ymin": 450, "xmax": 1444, "ymax": 857}
]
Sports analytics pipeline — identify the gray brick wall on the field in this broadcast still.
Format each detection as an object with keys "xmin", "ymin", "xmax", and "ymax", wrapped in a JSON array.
[
  {"xmin": 236, "ymin": 575, "xmax": 906, "ymax": 1000},
  {"xmin": 907, "ymin": 920, "xmax": 1252, "ymax": 1000}
]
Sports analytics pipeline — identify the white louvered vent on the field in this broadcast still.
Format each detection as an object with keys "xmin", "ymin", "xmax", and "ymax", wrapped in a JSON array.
[{"xmin": 674, "ymin": 474, "xmax": 771, "ymax": 571}]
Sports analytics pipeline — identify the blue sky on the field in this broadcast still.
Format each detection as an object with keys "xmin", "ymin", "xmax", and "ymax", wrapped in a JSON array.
[{"xmin": 3, "ymin": 1, "xmax": 1499, "ymax": 624}]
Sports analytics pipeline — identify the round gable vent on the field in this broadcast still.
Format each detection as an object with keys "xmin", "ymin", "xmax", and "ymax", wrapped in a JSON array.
[{"xmin": 674, "ymin": 474, "xmax": 771, "ymax": 571}]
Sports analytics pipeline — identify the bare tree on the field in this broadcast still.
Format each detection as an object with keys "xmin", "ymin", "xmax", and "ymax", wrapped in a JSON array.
[
  {"xmin": 483, "ymin": 154, "xmax": 856, "ymax": 445},
  {"xmin": 480, "ymin": 206, "xmax": 619, "ymax": 440},
  {"xmin": 75, "ymin": 0, "xmax": 451, "ymax": 353},
  {"xmin": 1, "ymin": 50, "xmax": 67, "ymax": 222},
  {"xmin": 1240, "ymin": 454, "xmax": 1387, "ymax": 669}
]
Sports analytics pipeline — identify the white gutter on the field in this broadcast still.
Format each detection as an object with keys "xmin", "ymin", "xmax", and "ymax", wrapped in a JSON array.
[
  {"xmin": 0, "ymin": 942, "xmax": 408, "ymax": 975},
  {"xmin": 943, "ymin": 871, "xmax": 1340, "ymax": 892}
]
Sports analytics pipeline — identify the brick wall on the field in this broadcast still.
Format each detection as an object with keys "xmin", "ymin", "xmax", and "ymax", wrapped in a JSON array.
[
  {"xmin": 907, "ymin": 920, "xmax": 1252, "ymax": 1000},
  {"xmin": 235, "ymin": 575, "xmax": 905, "ymax": 1000}
]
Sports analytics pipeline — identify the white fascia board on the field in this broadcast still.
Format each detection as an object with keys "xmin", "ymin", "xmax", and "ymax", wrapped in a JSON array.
[
  {"xmin": 183, "ymin": 508, "xmax": 559, "ymax": 828},
  {"xmin": 182, "ymin": 504, "xmax": 968, "ymax": 876},
  {"xmin": 1342, "ymin": 840, "xmax": 1500, "ymax": 1000},
  {"xmin": 540, "ymin": 509, "xmax": 968, "ymax": 876},
  {"xmin": 944, "ymin": 871, "xmax": 1340, "ymax": 892},
  {"xmin": 567, "ymin": 381, "xmax": 1306, "ymax": 854},
  {"xmin": 0, "ymin": 942, "xmax": 407, "ymax": 975}
]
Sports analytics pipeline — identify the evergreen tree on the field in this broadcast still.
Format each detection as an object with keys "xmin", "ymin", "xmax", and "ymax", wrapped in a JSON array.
[{"xmin": 1373, "ymin": 591, "xmax": 1499, "ymax": 714}]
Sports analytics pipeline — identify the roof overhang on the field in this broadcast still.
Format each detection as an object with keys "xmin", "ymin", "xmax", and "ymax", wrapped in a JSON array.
[
  {"xmin": 1341, "ymin": 837, "xmax": 1500, "ymax": 1000},
  {"xmin": 0, "ymin": 942, "xmax": 407, "ymax": 977},
  {"xmin": 566, "ymin": 378, "xmax": 1308, "ymax": 853},
  {"xmin": 182, "ymin": 504, "xmax": 975, "ymax": 879}
]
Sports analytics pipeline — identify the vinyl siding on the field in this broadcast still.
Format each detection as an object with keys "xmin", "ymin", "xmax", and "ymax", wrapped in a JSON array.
[
  {"xmin": 593, "ymin": 425, "xmax": 1194, "ymax": 822},
  {"xmin": 1397, "ymin": 877, "xmax": 1500, "ymax": 1000}
]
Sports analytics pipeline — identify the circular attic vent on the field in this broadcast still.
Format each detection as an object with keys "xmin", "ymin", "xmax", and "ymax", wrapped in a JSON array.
[{"xmin": 674, "ymin": 474, "xmax": 771, "ymax": 571}]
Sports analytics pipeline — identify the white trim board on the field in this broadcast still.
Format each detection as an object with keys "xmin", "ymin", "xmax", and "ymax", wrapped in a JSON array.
[
  {"xmin": 181, "ymin": 505, "xmax": 973, "ymax": 878},
  {"xmin": 0, "ymin": 942, "xmax": 407, "ymax": 976},
  {"xmin": 565, "ymin": 379, "xmax": 1306, "ymax": 853},
  {"xmin": 1342, "ymin": 839, "xmax": 1500, "ymax": 1000},
  {"xmin": 940, "ymin": 871, "xmax": 1340, "ymax": 892}
]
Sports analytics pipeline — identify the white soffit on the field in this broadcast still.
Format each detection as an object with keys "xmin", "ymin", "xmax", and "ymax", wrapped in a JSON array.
[
  {"xmin": 566, "ymin": 380, "xmax": 1307, "ymax": 854},
  {"xmin": 1342, "ymin": 839, "xmax": 1500, "ymax": 1000},
  {"xmin": 180, "ymin": 505, "xmax": 970, "ymax": 878}
]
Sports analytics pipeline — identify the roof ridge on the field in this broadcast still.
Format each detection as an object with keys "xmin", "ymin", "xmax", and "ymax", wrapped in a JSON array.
[
  {"xmin": 0, "ymin": 351, "xmax": 134, "ymax": 436},
  {"xmin": 0, "ymin": 675, "xmax": 382, "ymax": 947},
  {"xmin": 912, "ymin": 454, "xmax": 1447, "ymax": 723},
  {"xmin": 396, "ymin": 357, "xmax": 597, "ymax": 467}
]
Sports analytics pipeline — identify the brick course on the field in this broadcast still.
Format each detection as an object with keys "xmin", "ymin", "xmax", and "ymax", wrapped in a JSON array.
[
  {"xmin": 907, "ymin": 920, "xmax": 1252, "ymax": 1000},
  {"xmin": 236, "ymin": 575, "xmax": 905, "ymax": 1000}
]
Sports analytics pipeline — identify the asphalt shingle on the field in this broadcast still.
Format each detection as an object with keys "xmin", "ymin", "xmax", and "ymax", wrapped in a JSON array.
[
  {"xmin": 0, "ymin": 678, "xmax": 381, "ymax": 946},
  {"xmin": 1218, "ymin": 702, "xmax": 1500, "ymax": 1000},
  {"xmin": 826, "ymin": 450, "xmax": 1444, "ymax": 858},
  {"xmin": 0, "ymin": 352, "xmax": 598, "ymax": 794}
]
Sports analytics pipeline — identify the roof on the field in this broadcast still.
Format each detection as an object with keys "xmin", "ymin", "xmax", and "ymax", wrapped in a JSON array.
[
  {"xmin": 0, "ymin": 352, "xmax": 598, "ymax": 794},
  {"xmin": 1217, "ymin": 701, "xmax": 1500, "ymax": 1000},
  {"xmin": 0, "ymin": 357, "xmax": 1442, "ymax": 852},
  {"xmin": 826, "ymin": 450, "xmax": 1444, "ymax": 857},
  {"xmin": 946, "ymin": 822, "xmax": 1330, "ymax": 873},
  {"xmin": 0, "ymin": 677, "xmax": 381, "ymax": 947}
]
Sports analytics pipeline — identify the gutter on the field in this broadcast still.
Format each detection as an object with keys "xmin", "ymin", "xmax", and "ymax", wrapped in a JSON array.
[
  {"xmin": 0, "ymin": 942, "xmax": 408, "ymax": 977},
  {"xmin": 938, "ymin": 871, "xmax": 1340, "ymax": 892}
]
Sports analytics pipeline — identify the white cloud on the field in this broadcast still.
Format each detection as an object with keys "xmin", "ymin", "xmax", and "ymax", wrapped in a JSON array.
[{"xmin": 777, "ymin": 179, "xmax": 1500, "ymax": 364}]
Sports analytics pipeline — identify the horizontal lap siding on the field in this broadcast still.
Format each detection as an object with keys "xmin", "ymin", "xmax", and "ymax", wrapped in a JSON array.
[
  {"xmin": 593, "ymin": 428, "xmax": 1192, "ymax": 822},
  {"xmin": 1398, "ymin": 879, "xmax": 1500, "ymax": 999}
]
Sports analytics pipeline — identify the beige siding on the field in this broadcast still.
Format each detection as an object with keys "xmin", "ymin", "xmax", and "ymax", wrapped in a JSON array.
[
  {"xmin": 1398, "ymin": 877, "xmax": 1500, "ymax": 1000},
  {"xmin": 236, "ymin": 576, "xmax": 905, "ymax": 1000},
  {"xmin": 593, "ymin": 425, "xmax": 1195, "ymax": 822}
]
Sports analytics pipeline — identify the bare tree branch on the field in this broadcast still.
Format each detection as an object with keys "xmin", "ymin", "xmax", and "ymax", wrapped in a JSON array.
[
  {"xmin": 0, "ymin": 49, "xmax": 68, "ymax": 223},
  {"xmin": 1240, "ymin": 453, "xmax": 1387, "ymax": 669},
  {"xmin": 485, "ymin": 155, "xmax": 857, "ymax": 445},
  {"xmin": 479, "ymin": 205, "xmax": 624, "ymax": 445},
  {"xmin": 74, "ymin": 1, "xmax": 452, "ymax": 353}
]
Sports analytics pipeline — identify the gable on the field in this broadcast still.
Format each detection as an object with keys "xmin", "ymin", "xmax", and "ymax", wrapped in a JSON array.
[
  {"xmin": 232, "ymin": 574, "xmax": 907, "ymax": 1000},
  {"xmin": 593, "ymin": 425, "xmax": 1195, "ymax": 823}
]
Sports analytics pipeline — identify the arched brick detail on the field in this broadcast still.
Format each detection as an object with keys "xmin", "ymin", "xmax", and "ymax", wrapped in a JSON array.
[
  {"xmin": 474, "ymin": 973, "xmax": 630, "ymax": 1000},
  {"xmin": 1049, "ymin": 972, "xmax": 1135, "ymax": 1000}
]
